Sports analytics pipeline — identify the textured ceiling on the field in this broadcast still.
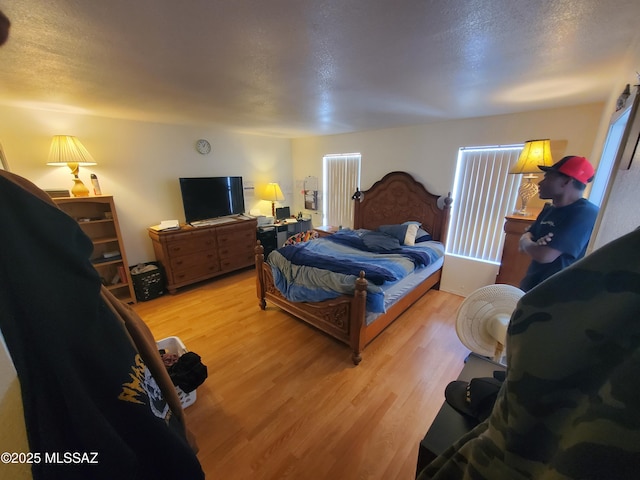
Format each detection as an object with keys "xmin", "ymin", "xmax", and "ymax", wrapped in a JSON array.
[{"xmin": 1, "ymin": 0, "xmax": 639, "ymax": 137}]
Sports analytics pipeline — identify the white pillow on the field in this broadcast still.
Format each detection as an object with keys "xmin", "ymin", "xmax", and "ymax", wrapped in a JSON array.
[{"xmin": 404, "ymin": 223, "xmax": 420, "ymax": 246}]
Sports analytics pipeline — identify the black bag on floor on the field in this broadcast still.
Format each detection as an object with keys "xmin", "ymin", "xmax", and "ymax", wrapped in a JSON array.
[{"xmin": 169, "ymin": 352, "xmax": 208, "ymax": 393}]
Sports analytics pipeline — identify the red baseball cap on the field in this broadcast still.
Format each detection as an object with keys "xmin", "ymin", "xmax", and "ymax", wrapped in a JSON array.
[{"xmin": 539, "ymin": 155, "xmax": 595, "ymax": 184}]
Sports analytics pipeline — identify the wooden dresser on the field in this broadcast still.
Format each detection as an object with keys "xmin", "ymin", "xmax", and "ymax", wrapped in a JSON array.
[
  {"xmin": 495, "ymin": 212, "xmax": 538, "ymax": 287},
  {"xmin": 148, "ymin": 216, "xmax": 257, "ymax": 293}
]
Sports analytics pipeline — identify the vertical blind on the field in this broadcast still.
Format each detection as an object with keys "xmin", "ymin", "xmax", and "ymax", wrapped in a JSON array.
[
  {"xmin": 448, "ymin": 146, "xmax": 523, "ymax": 263},
  {"xmin": 323, "ymin": 153, "xmax": 361, "ymax": 228}
]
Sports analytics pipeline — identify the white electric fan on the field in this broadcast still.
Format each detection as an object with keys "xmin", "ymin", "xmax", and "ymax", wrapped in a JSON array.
[{"xmin": 455, "ymin": 284, "xmax": 524, "ymax": 364}]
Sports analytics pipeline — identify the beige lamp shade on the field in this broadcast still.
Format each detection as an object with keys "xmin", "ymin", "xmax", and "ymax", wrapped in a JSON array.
[
  {"xmin": 47, "ymin": 135, "xmax": 97, "ymax": 166},
  {"xmin": 509, "ymin": 139, "xmax": 553, "ymax": 174},
  {"xmin": 262, "ymin": 182, "xmax": 285, "ymax": 217},
  {"xmin": 510, "ymin": 139, "xmax": 553, "ymax": 215},
  {"xmin": 262, "ymin": 182, "xmax": 285, "ymax": 202},
  {"xmin": 46, "ymin": 135, "xmax": 97, "ymax": 197}
]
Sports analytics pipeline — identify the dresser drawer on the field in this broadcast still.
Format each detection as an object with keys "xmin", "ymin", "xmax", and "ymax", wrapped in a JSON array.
[
  {"xmin": 220, "ymin": 251, "xmax": 254, "ymax": 271},
  {"xmin": 170, "ymin": 252, "xmax": 220, "ymax": 283},
  {"xmin": 166, "ymin": 231, "xmax": 217, "ymax": 255},
  {"xmin": 217, "ymin": 224, "xmax": 255, "ymax": 247},
  {"xmin": 170, "ymin": 251, "xmax": 219, "ymax": 275},
  {"xmin": 217, "ymin": 225, "xmax": 255, "ymax": 258},
  {"xmin": 218, "ymin": 235, "xmax": 255, "ymax": 258}
]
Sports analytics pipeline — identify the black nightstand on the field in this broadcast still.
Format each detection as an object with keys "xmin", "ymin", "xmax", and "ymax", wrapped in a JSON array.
[
  {"xmin": 257, "ymin": 226, "xmax": 280, "ymax": 258},
  {"xmin": 415, "ymin": 353, "xmax": 505, "ymax": 477},
  {"xmin": 257, "ymin": 220, "xmax": 314, "ymax": 257}
]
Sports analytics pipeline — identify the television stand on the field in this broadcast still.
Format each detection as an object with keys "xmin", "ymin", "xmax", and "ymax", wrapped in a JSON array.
[{"xmin": 148, "ymin": 216, "xmax": 257, "ymax": 293}]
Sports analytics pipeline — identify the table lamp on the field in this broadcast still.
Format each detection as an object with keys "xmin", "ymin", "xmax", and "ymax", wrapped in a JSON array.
[
  {"xmin": 509, "ymin": 139, "xmax": 553, "ymax": 215},
  {"xmin": 263, "ymin": 182, "xmax": 285, "ymax": 217},
  {"xmin": 46, "ymin": 135, "xmax": 97, "ymax": 197}
]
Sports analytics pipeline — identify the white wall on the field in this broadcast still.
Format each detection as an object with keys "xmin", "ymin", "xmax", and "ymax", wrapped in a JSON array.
[
  {"xmin": 292, "ymin": 102, "xmax": 605, "ymax": 295},
  {"xmin": 440, "ymin": 255, "xmax": 500, "ymax": 297},
  {"xmin": 0, "ymin": 105, "xmax": 293, "ymax": 264}
]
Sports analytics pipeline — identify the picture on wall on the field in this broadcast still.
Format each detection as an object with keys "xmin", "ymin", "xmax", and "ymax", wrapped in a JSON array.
[
  {"xmin": 304, "ymin": 176, "xmax": 318, "ymax": 210},
  {"xmin": 304, "ymin": 190, "xmax": 318, "ymax": 210}
]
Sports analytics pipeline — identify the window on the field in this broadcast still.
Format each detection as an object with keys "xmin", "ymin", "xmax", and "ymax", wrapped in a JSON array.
[
  {"xmin": 589, "ymin": 90, "xmax": 638, "ymax": 207},
  {"xmin": 322, "ymin": 153, "xmax": 361, "ymax": 228},
  {"xmin": 447, "ymin": 145, "xmax": 523, "ymax": 263}
]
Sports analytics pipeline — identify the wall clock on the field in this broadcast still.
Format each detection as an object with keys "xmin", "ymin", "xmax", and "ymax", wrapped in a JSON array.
[{"xmin": 195, "ymin": 139, "xmax": 211, "ymax": 155}]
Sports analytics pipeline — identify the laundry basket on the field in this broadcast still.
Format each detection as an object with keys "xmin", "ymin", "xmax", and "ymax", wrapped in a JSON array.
[
  {"xmin": 130, "ymin": 262, "xmax": 165, "ymax": 301},
  {"xmin": 156, "ymin": 336, "xmax": 197, "ymax": 408}
]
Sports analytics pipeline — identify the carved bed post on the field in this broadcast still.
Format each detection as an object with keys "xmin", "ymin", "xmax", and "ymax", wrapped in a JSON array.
[
  {"xmin": 439, "ymin": 193, "xmax": 453, "ymax": 246},
  {"xmin": 255, "ymin": 241, "xmax": 266, "ymax": 309},
  {"xmin": 350, "ymin": 271, "xmax": 368, "ymax": 365}
]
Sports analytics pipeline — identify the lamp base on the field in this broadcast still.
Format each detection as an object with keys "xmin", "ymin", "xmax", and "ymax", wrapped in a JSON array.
[
  {"xmin": 512, "ymin": 175, "xmax": 538, "ymax": 216},
  {"xmin": 71, "ymin": 178, "xmax": 90, "ymax": 197}
]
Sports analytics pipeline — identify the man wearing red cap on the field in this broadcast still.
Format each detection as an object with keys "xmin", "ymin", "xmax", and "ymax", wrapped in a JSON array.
[{"xmin": 518, "ymin": 155, "xmax": 599, "ymax": 291}]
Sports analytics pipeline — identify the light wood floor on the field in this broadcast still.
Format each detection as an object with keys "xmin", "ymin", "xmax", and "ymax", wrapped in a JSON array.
[{"xmin": 133, "ymin": 268, "xmax": 469, "ymax": 480}]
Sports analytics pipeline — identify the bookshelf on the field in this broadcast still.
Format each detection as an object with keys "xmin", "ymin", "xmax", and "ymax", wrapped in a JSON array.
[{"xmin": 53, "ymin": 195, "xmax": 136, "ymax": 303}]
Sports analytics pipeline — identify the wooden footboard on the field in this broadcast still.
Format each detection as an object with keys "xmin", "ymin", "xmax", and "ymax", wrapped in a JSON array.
[
  {"xmin": 255, "ymin": 240, "xmax": 442, "ymax": 365},
  {"xmin": 256, "ymin": 241, "xmax": 369, "ymax": 364}
]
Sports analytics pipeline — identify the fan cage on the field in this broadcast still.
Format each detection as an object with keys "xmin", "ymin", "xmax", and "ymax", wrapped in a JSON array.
[{"xmin": 456, "ymin": 284, "xmax": 524, "ymax": 358}]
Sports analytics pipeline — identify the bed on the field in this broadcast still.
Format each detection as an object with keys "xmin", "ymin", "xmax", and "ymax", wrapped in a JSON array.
[{"xmin": 254, "ymin": 171, "xmax": 452, "ymax": 364}]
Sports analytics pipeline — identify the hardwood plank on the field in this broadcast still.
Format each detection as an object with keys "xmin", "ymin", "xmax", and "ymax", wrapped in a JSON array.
[{"xmin": 133, "ymin": 269, "xmax": 468, "ymax": 480}]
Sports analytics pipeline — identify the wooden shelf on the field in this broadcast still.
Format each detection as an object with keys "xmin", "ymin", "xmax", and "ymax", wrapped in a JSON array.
[
  {"xmin": 106, "ymin": 282, "xmax": 130, "ymax": 291},
  {"xmin": 78, "ymin": 218, "xmax": 114, "ymax": 224},
  {"xmin": 91, "ymin": 236, "xmax": 119, "ymax": 244},
  {"xmin": 54, "ymin": 195, "xmax": 136, "ymax": 304}
]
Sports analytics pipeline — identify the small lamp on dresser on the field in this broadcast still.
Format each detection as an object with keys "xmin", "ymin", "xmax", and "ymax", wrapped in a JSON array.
[
  {"xmin": 46, "ymin": 135, "xmax": 97, "ymax": 197},
  {"xmin": 509, "ymin": 139, "xmax": 553, "ymax": 216}
]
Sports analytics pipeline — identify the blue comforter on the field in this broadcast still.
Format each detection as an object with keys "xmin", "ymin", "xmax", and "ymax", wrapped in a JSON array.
[{"xmin": 267, "ymin": 229, "xmax": 444, "ymax": 313}]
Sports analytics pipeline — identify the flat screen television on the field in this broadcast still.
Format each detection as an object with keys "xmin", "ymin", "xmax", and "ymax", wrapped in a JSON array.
[{"xmin": 179, "ymin": 176, "xmax": 245, "ymax": 224}]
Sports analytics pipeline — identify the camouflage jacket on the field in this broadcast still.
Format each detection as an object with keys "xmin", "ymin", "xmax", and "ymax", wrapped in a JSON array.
[{"xmin": 419, "ymin": 227, "xmax": 640, "ymax": 479}]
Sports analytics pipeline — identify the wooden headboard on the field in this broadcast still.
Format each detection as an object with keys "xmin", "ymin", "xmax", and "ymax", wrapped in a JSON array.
[{"xmin": 353, "ymin": 171, "xmax": 452, "ymax": 244}]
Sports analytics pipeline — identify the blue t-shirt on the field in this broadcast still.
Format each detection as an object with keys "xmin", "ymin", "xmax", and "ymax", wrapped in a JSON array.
[{"xmin": 520, "ymin": 198, "xmax": 599, "ymax": 291}]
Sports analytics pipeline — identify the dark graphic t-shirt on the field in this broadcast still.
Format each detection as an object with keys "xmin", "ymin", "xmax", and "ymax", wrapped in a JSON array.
[
  {"xmin": 520, "ymin": 198, "xmax": 598, "ymax": 291},
  {"xmin": 0, "ymin": 173, "xmax": 204, "ymax": 480}
]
